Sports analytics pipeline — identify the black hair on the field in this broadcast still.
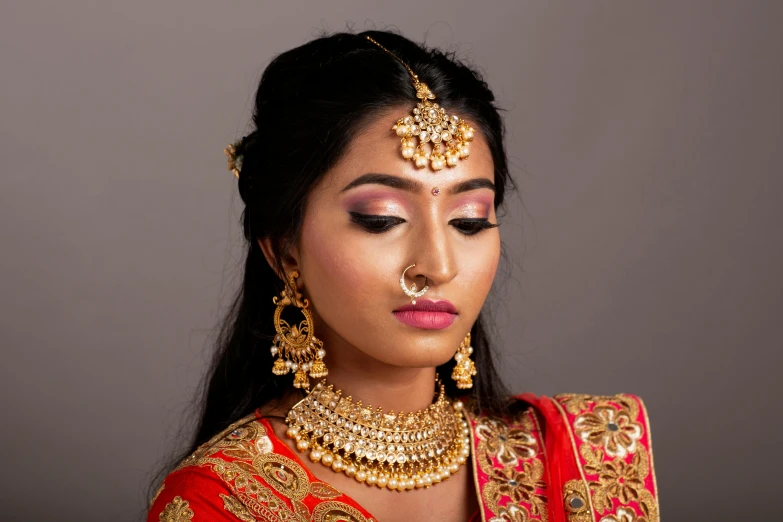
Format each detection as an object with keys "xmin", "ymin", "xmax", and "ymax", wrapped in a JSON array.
[{"xmin": 147, "ymin": 28, "xmax": 522, "ymax": 508}]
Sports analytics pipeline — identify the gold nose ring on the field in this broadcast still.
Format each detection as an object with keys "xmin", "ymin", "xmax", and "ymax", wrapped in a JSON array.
[{"xmin": 400, "ymin": 263, "xmax": 429, "ymax": 305}]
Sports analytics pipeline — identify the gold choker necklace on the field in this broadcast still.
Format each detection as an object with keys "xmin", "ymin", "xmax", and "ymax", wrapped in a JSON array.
[{"xmin": 284, "ymin": 379, "xmax": 470, "ymax": 491}]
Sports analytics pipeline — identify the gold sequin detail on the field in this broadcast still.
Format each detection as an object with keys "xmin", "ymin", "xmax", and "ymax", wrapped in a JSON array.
[
  {"xmin": 158, "ymin": 496, "xmax": 194, "ymax": 521},
  {"xmin": 149, "ymin": 483, "xmax": 165, "ymax": 508},
  {"xmin": 312, "ymin": 500, "xmax": 369, "ymax": 522},
  {"xmin": 253, "ymin": 453, "xmax": 310, "ymax": 501},
  {"xmin": 220, "ymin": 493, "xmax": 255, "ymax": 521},
  {"xmin": 563, "ymin": 479, "xmax": 591, "ymax": 522}
]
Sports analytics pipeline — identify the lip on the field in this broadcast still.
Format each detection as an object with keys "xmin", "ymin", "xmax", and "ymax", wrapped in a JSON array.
[{"xmin": 392, "ymin": 299, "xmax": 458, "ymax": 330}]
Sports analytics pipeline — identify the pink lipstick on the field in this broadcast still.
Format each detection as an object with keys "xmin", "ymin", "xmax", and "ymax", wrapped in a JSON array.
[{"xmin": 392, "ymin": 299, "xmax": 458, "ymax": 330}]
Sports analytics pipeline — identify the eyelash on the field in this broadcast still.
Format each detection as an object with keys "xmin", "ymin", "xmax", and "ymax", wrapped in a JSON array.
[{"xmin": 349, "ymin": 212, "xmax": 499, "ymax": 237}]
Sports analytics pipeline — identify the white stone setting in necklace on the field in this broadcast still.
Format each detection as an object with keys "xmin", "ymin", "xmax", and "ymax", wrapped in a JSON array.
[{"xmin": 284, "ymin": 380, "xmax": 471, "ymax": 491}]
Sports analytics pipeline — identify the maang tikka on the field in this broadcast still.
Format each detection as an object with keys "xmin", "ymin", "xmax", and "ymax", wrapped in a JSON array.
[
  {"xmin": 270, "ymin": 270, "xmax": 328, "ymax": 389},
  {"xmin": 364, "ymin": 35, "xmax": 475, "ymax": 172}
]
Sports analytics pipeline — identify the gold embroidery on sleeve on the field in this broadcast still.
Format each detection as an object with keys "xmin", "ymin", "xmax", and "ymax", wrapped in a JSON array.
[
  {"xmin": 159, "ymin": 496, "xmax": 194, "ymax": 521},
  {"xmin": 312, "ymin": 500, "xmax": 368, "ymax": 522},
  {"xmin": 149, "ymin": 483, "xmax": 165, "ymax": 508},
  {"xmin": 253, "ymin": 453, "xmax": 310, "ymax": 501},
  {"xmin": 174, "ymin": 413, "xmax": 264, "ymax": 472},
  {"xmin": 166, "ymin": 416, "xmax": 375, "ymax": 522},
  {"xmin": 573, "ymin": 404, "xmax": 643, "ymax": 459},
  {"xmin": 309, "ymin": 481, "xmax": 343, "ymax": 499},
  {"xmin": 220, "ymin": 493, "xmax": 255, "ymax": 521}
]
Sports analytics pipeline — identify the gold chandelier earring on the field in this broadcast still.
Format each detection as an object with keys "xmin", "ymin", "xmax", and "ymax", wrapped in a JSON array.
[
  {"xmin": 270, "ymin": 270, "xmax": 328, "ymax": 389},
  {"xmin": 451, "ymin": 331, "xmax": 477, "ymax": 389}
]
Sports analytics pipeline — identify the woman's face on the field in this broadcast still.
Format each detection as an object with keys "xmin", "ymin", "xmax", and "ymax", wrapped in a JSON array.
[{"xmin": 262, "ymin": 107, "xmax": 501, "ymax": 373}]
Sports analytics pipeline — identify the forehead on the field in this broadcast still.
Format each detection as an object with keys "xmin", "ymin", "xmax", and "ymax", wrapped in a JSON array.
[{"xmin": 318, "ymin": 106, "xmax": 495, "ymax": 194}]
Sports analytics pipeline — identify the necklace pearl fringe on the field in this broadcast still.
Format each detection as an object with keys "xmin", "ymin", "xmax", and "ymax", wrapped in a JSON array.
[{"xmin": 285, "ymin": 380, "xmax": 471, "ymax": 491}]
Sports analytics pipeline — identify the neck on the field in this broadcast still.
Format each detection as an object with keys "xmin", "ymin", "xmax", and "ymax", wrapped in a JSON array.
[
  {"xmin": 319, "ymin": 364, "xmax": 439, "ymax": 414},
  {"xmin": 306, "ymin": 321, "xmax": 441, "ymax": 413}
]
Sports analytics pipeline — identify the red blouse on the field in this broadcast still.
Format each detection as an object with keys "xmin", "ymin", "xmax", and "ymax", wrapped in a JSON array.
[{"xmin": 148, "ymin": 393, "xmax": 659, "ymax": 521}]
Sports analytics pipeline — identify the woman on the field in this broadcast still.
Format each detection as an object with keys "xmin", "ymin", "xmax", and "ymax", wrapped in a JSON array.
[{"xmin": 148, "ymin": 30, "xmax": 659, "ymax": 522}]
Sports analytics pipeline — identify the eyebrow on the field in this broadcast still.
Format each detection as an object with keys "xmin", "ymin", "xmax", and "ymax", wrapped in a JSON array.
[{"xmin": 340, "ymin": 173, "xmax": 495, "ymax": 196}]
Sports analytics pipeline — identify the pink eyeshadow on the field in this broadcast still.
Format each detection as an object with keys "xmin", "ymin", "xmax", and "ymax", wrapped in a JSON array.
[
  {"xmin": 341, "ymin": 190, "xmax": 412, "ymax": 214},
  {"xmin": 451, "ymin": 194, "xmax": 493, "ymax": 217}
]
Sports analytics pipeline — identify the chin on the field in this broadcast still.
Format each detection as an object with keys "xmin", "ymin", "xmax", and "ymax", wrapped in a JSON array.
[{"xmin": 370, "ymin": 347, "xmax": 455, "ymax": 369}]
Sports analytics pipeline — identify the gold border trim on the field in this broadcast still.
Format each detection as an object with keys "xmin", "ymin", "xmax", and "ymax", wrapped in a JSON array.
[
  {"xmin": 463, "ymin": 408, "xmax": 488, "ymax": 522},
  {"xmin": 551, "ymin": 399, "xmax": 597, "ymax": 522},
  {"xmin": 530, "ymin": 408, "xmax": 548, "ymax": 465},
  {"xmin": 637, "ymin": 396, "xmax": 661, "ymax": 513}
]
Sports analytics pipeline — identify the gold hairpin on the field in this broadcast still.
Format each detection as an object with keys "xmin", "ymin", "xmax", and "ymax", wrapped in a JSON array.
[
  {"xmin": 365, "ymin": 35, "xmax": 475, "ymax": 172},
  {"xmin": 223, "ymin": 141, "xmax": 241, "ymax": 179}
]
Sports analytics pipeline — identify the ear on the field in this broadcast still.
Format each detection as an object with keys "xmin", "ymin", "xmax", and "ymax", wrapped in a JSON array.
[{"xmin": 257, "ymin": 237, "xmax": 300, "ymax": 281}]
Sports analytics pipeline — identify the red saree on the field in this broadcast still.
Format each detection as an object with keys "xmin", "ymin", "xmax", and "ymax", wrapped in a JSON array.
[{"xmin": 148, "ymin": 393, "xmax": 659, "ymax": 521}]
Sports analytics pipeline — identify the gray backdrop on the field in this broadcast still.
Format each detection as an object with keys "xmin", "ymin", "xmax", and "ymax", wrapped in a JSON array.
[{"xmin": 1, "ymin": 1, "xmax": 781, "ymax": 521}]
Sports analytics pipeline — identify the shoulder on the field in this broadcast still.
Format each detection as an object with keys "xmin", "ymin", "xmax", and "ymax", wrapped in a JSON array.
[
  {"xmin": 475, "ymin": 393, "xmax": 660, "ymax": 521},
  {"xmin": 147, "ymin": 411, "xmax": 272, "ymax": 521},
  {"xmin": 547, "ymin": 393, "xmax": 654, "ymax": 452},
  {"xmin": 466, "ymin": 392, "xmax": 655, "ymax": 445},
  {"xmin": 148, "ymin": 410, "xmax": 376, "ymax": 522},
  {"xmin": 147, "ymin": 465, "xmax": 238, "ymax": 521}
]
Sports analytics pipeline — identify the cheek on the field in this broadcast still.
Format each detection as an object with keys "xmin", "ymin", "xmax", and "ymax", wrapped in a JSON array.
[
  {"xmin": 298, "ymin": 213, "xmax": 381, "ymax": 314},
  {"xmin": 463, "ymin": 234, "xmax": 501, "ymax": 303}
]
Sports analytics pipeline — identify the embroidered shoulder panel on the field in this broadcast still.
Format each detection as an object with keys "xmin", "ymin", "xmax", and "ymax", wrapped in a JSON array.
[
  {"xmin": 162, "ymin": 412, "xmax": 376, "ymax": 522},
  {"xmin": 158, "ymin": 496, "xmax": 194, "ymax": 521},
  {"xmin": 552, "ymin": 394, "xmax": 660, "ymax": 522},
  {"xmin": 466, "ymin": 405, "xmax": 549, "ymax": 522}
]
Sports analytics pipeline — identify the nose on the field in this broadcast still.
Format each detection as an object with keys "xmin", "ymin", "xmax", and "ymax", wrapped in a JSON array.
[{"xmin": 405, "ymin": 218, "xmax": 458, "ymax": 287}]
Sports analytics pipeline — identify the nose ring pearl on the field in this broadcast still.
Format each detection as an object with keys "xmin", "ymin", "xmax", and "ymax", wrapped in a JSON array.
[{"xmin": 400, "ymin": 263, "xmax": 429, "ymax": 304}]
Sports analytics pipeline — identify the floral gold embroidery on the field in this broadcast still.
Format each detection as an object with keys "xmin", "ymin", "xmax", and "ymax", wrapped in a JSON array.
[
  {"xmin": 158, "ymin": 496, "xmax": 194, "ymax": 521},
  {"xmin": 476, "ymin": 417, "xmax": 538, "ymax": 467},
  {"xmin": 558, "ymin": 394, "xmax": 595, "ymax": 416},
  {"xmin": 636, "ymin": 489, "xmax": 659, "ymax": 522},
  {"xmin": 159, "ymin": 415, "xmax": 379, "ymax": 522},
  {"xmin": 599, "ymin": 506, "xmax": 648, "ymax": 522},
  {"xmin": 174, "ymin": 413, "xmax": 264, "ymax": 472},
  {"xmin": 204, "ymin": 458, "xmax": 298, "ymax": 520},
  {"xmin": 469, "ymin": 407, "xmax": 549, "ymax": 522},
  {"xmin": 488, "ymin": 503, "xmax": 531, "ymax": 522},
  {"xmin": 555, "ymin": 394, "xmax": 659, "ymax": 522},
  {"xmin": 220, "ymin": 493, "xmax": 255, "ymax": 521},
  {"xmin": 589, "ymin": 447, "xmax": 649, "ymax": 512},
  {"xmin": 555, "ymin": 394, "xmax": 640, "ymax": 420},
  {"xmin": 200, "ymin": 447, "xmax": 301, "ymax": 520},
  {"xmin": 579, "ymin": 443, "xmax": 605, "ymax": 475},
  {"xmin": 574, "ymin": 405, "xmax": 643, "ymax": 459},
  {"xmin": 484, "ymin": 459, "xmax": 547, "ymax": 519},
  {"xmin": 312, "ymin": 500, "xmax": 369, "ymax": 522}
]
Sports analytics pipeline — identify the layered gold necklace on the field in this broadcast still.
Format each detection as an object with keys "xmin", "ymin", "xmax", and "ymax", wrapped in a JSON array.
[{"xmin": 284, "ymin": 379, "xmax": 470, "ymax": 491}]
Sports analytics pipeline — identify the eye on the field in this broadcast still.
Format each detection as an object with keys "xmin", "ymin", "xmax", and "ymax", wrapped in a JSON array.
[
  {"xmin": 450, "ymin": 218, "xmax": 500, "ymax": 236},
  {"xmin": 349, "ymin": 212, "xmax": 406, "ymax": 234}
]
